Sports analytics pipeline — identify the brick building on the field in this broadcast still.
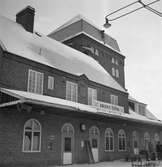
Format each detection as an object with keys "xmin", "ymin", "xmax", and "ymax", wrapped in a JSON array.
[{"xmin": 0, "ymin": 6, "xmax": 162, "ymax": 167}]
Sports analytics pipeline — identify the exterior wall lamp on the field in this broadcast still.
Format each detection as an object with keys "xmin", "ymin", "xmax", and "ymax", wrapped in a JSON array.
[{"xmin": 103, "ymin": 0, "xmax": 160, "ymax": 29}]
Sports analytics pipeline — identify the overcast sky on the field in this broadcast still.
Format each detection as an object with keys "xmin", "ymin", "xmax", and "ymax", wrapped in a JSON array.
[{"xmin": 0, "ymin": 0, "xmax": 162, "ymax": 119}]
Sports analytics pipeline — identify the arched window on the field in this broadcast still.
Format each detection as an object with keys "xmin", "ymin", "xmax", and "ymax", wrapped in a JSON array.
[
  {"xmin": 23, "ymin": 119, "xmax": 41, "ymax": 152},
  {"xmin": 144, "ymin": 132, "xmax": 150, "ymax": 150},
  {"xmin": 61, "ymin": 123, "xmax": 74, "ymax": 136},
  {"xmin": 132, "ymin": 131, "xmax": 139, "ymax": 149},
  {"xmin": 118, "ymin": 129, "xmax": 126, "ymax": 151},
  {"xmin": 105, "ymin": 128, "xmax": 114, "ymax": 151},
  {"xmin": 89, "ymin": 126, "xmax": 99, "ymax": 137}
]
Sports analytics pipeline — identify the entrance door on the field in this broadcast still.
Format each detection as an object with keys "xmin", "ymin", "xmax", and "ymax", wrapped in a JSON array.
[
  {"xmin": 61, "ymin": 123, "xmax": 74, "ymax": 165},
  {"xmin": 89, "ymin": 126, "xmax": 99, "ymax": 162},
  {"xmin": 91, "ymin": 138, "xmax": 98, "ymax": 162}
]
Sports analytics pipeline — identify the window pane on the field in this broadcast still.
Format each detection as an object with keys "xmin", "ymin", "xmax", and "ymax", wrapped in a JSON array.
[
  {"xmin": 105, "ymin": 137, "xmax": 109, "ymax": 150},
  {"xmin": 25, "ymin": 120, "xmax": 32, "ymax": 130},
  {"xmin": 110, "ymin": 137, "xmax": 113, "ymax": 150},
  {"xmin": 122, "ymin": 139, "xmax": 125, "ymax": 150},
  {"xmin": 119, "ymin": 138, "xmax": 122, "ymax": 150},
  {"xmin": 112, "ymin": 68, "xmax": 115, "ymax": 76},
  {"xmin": 66, "ymin": 81, "xmax": 78, "ymax": 102},
  {"xmin": 88, "ymin": 88, "xmax": 97, "ymax": 105},
  {"xmin": 134, "ymin": 140, "xmax": 138, "ymax": 148},
  {"xmin": 33, "ymin": 120, "xmax": 40, "ymax": 131},
  {"xmin": 28, "ymin": 70, "xmax": 43, "ymax": 94},
  {"xmin": 64, "ymin": 137, "xmax": 71, "ymax": 152},
  {"xmin": 48, "ymin": 76, "xmax": 54, "ymax": 90},
  {"xmin": 112, "ymin": 57, "xmax": 115, "ymax": 64},
  {"xmin": 92, "ymin": 139, "xmax": 97, "ymax": 148},
  {"xmin": 36, "ymin": 73, "xmax": 43, "ymax": 94},
  {"xmin": 24, "ymin": 132, "xmax": 31, "ymax": 151},
  {"xmin": 116, "ymin": 69, "xmax": 119, "ymax": 78},
  {"xmin": 33, "ymin": 132, "xmax": 40, "ymax": 151},
  {"xmin": 28, "ymin": 70, "xmax": 35, "ymax": 93}
]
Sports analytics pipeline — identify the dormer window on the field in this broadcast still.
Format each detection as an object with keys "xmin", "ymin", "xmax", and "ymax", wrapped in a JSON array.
[{"xmin": 138, "ymin": 104, "xmax": 145, "ymax": 116}]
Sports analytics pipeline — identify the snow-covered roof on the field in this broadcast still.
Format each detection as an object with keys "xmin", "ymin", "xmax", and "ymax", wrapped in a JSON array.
[
  {"xmin": 1, "ymin": 88, "xmax": 162, "ymax": 126},
  {"xmin": 0, "ymin": 15, "xmax": 126, "ymax": 93},
  {"xmin": 51, "ymin": 15, "xmax": 92, "ymax": 34},
  {"xmin": 128, "ymin": 95, "xmax": 146, "ymax": 105},
  {"xmin": 48, "ymin": 14, "xmax": 121, "ymax": 53}
]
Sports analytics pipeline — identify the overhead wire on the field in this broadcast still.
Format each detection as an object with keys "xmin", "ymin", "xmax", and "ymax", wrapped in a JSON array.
[{"xmin": 105, "ymin": 0, "xmax": 161, "ymax": 21}]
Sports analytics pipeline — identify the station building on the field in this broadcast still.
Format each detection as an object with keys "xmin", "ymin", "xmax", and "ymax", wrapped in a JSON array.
[{"xmin": 0, "ymin": 6, "xmax": 162, "ymax": 167}]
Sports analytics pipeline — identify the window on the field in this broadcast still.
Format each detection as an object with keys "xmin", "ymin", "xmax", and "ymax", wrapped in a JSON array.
[
  {"xmin": 110, "ymin": 95, "xmax": 118, "ymax": 105},
  {"xmin": 112, "ymin": 68, "xmax": 115, "ymax": 76},
  {"xmin": 48, "ymin": 76, "xmax": 54, "ymax": 90},
  {"xmin": 105, "ymin": 128, "xmax": 114, "ymax": 151},
  {"xmin": 115, "ymin": 59, "xmax": 119, "ymax": 65},
  {"xmin": 154, "ymin": 133, "xmax": 160, "ymax": 143},
  {"xmin": 23, "ymin": 119, "xmax": 41, "ymax": 152},
  {"xmin": 27, "ymin": 69, "xmax": 44, "ymax": 94},
  {"xmin": 66, "ymin": 81, "xmax": 78, "ymax": 102},
  {"xmin": 112, "ymin": 57, "xmax": 115, "ymax": 64},
  {"xmin": 132, "ymin": 131, "xmax": 138, "ymax": 149},
  {"xmin": 129, "ymin": 101, "xmax": 135, "ymax": 111},
  {"xmin": 88, "ymin": 87, "xmax": 97, "ymax": 105},
  {"xmin": 116, "ymin": 69, "xmax": 119, "ymax": 78},
  {"xmin": 95, "ymin": 48, "xmax": 99, "ymax": 56},
  {"xmin": 144, "ymin": 132, "xmax": 150, "ymax": 150},
  {"xmin": 118, "ymin": 129, "xmax": 126, "ymax": 151},
  {"xmin": 138, "ymin": 104, "xmax": 145, "ymax": 116}
]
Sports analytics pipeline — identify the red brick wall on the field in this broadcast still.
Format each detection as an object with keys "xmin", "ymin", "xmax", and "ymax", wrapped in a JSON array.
[
  {"xmin": 64, "ymin": 34, "xmax": 125, "ymax": 88},
  {"xmin": 0, "ymin": 52, "xmax": 128, "ymax": 113},
  {"xmin": 1, "ymin": 108, "xmax": 162, "ymax": 166}
]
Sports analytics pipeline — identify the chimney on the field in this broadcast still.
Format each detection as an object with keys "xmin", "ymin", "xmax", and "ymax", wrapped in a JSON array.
[{"xmin": 16, "ymin": 6, "xmax": 35, "ymax": 33}]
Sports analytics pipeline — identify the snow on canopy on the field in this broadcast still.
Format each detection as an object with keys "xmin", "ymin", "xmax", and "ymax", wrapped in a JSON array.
[
  {"xmin": 0, "ymin": 15, "xmax": 126, "ymax": 93},
  {"xmin": 1, "ymin": 88, "xmax": 161, "ymax": 126}
]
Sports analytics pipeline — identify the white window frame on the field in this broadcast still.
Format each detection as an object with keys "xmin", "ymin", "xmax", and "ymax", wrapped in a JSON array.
[
  {"xmin": 116, "ymin": 69, "xmax": 119, "ymax": 78},
  {"xmin": 105, "ymin": 128, "xmax": 114, "ymax": 152},
  {"xmin": 48, "ymin": 76, "xmax": 54, "ymax": 90},
  {"xmin": 118, "ymin": 129, "xmax": 126, "ymax": 151},
  {"xmin": 88, "ymin": 87, "xmax": 97, "ymax": 105},
  {"xmin": 66, "ymin": 81, "xmax": 78, "ymax": 102},
  {"xmin": 95, "ymin": 48, "xmax": 99, "ymax": 56},
  {"xmin": 27, "ymin": 69, "xmax": 44, "ymax": 94},
  {"xmin": 22, "ymin": 119, "xmax": 41, "ymax": 153},
  {"xmin": 110, "ymin": 95, "xmax": 118, "ymax": 105},
  {"xmin": 112, "ymin": 57, "xmax": 115, "ymax": 64},
  {"xmin": 112, "ymin": 68, "xmax": 115, "ymax": 76}
]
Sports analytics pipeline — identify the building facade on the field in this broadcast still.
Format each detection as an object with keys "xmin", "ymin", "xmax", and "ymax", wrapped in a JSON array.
[{"xmin": 0, "ymin": 6, "xmax": 162, "ymax": 167}]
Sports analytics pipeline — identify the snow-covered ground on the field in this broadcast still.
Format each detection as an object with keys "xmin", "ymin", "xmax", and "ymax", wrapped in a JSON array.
[{"xmin": 54, "ymin": 160, "xmax": 162, "ymax": 167}]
